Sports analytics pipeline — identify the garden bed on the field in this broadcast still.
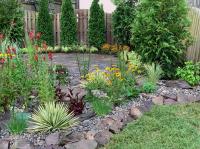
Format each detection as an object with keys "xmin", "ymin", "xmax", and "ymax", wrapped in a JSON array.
[{"xmin": 0, "ymin": 78, "xmax": 199, "ymax": 149}]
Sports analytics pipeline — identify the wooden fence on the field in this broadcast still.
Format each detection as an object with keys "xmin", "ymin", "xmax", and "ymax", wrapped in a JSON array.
[
  {"xmin": 24, "ymin": 9, "xmax": 113, "ymax": 46},
  {"xmin": 24, "ymin": 8, "xmax": 200, "ymax": 62},
  {"xmin": 187, "ymin": 7, "xmax": 200, "ymax": 62}
]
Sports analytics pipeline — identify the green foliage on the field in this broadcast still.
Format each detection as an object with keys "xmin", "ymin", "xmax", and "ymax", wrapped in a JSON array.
[
  {"xmin": 131, "ymin": 0, "xmax": 192, "ymax": 78},
  {"xmin": 176, "ymin": 61, "xmax": 200, "ymax": 86},
  {"xmin": 111, "ymin": 0, "xmax": 124, "ymax": 5},
  {"xmin": 7, "ymin": 112, "xmax": 28, "ymax": 134},
  {"xmin": 53, "ymin": 65, "xmax": 69, "ymax": 85},
  {"xmin": 38, "ymin": 62, "xmax": 55, "ymax": 103},
  {"xmin": 90, "ymin": 98, "xmax": 112, "ymax": 116},
  {"xmin": 112, "ymin": 0, "xmax": 137, "ymax": 45},
  {"xmin": 144, "ymin": 63, "xmax": 163, "ymax": 85},
  {"xmin": 142, "ymin": 82, "xmax": 156, "ymax": 93},
  {"xmin": 28, "ymin": 102, "xmax": 79, "ymax": 133},
  {"xmin": 104, "ymin": 103, "xmax": 200, "ymax": 149},
  {"xmin": 61, "ymin": 0, "xmax": 77, "ymax": 46},
  {"xmin": 37, "ymin": 0, "xmax": 54, "ymax": 46},
  {"xmin": 88, "ymin": 0, "xmax": 106, "ymax": 48},
  {"xmin": 0, "ymin": 0, "xmax": 24, "ymax": 45}
]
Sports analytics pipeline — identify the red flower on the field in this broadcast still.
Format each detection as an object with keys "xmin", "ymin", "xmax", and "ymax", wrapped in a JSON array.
[
  {"xmin": 42, "ymin": 41, "xmax": 48, "ymax": 51},
  {"xmin": 12, "ymin": 47, "xmax": 16, "ymax": 54},
  {"xmin": 43, "ymin": 56, "xmax": 46, "ymax": 61},
  {"xmin": 0, "ymin": 58, "xmax": 5, "ymax": 64},
  {"xmin": 36, "ymin": 32, "xmax": 41, "ymax": 40},
  {"xmin": 29, "ymin": 31, "xmax": 34, "ymax": 40},
  {"xmin": 0, "ymin": 34, "xmax": 4, "ymax": 40},
  {"xmin": 34, "ymin": 54, "xmax": 38, "ymax": 62},
  {"xmin": 48, "ymin": 52, "xmax": 53, "ymax": 61}
]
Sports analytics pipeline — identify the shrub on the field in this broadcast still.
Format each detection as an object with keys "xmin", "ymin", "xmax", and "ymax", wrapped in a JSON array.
[
  {"xmin": 28, "ymin": 102, "xmax": 79, "ymax": 133},
  {"xmin": 112, "ymin": 0, "xmax": 137, "ymax": 45},
  {"xmin": 88, "ymin": 0, "xmax": 106, "ymax": 48},
  {"xmin": 144, "ymin": 63, "xmax": 163, "ymax": 85},
  {"xmin": 61, "ymin": 0, "xmax": 77, "ymax": 46},
  {"xmin": 176, "ymin": 61, "xmax": 200, "ymax": 86},
  {"xmin": 37, "ymin": 0, "xmax": 54, "ymax": 46},
  {"xmin": 142, "ymin": 82, "xmax": 156, "ymax": 93},
  {"xmin": 131, "ymin": 0, "xmax": 192, "ymax": 78},
  {"xmin": 0, "ymin": 0, "xmax": 24, "ymax": 45}
]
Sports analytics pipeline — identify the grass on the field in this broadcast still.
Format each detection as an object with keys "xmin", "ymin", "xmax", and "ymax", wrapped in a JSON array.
[{"xmin": 103, "ymin": 103, "xmax": 200, "ymax": 149}]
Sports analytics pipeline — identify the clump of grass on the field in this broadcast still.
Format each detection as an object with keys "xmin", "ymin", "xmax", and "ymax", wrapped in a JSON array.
[
  {"xmin": 144, "ymin": 63, "xmax": 163, "ymax": 84},
  {"xmin": 7, "ymin": 112, "xmax": 29, "ymax": 134}
]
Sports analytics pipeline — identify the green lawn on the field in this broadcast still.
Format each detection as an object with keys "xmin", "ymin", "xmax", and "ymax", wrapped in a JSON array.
[{"xmin": 103, "ymin": 103, "xmax": 200, "ymax": 149}]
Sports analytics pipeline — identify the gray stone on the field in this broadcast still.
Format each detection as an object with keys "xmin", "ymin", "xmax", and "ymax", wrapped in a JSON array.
[
  {"xmin": 177, "ymin": 93, "xmax": 189, "ymax": 103},
  {"xmin": 160, "ymin": 91, "xmax": 177, "ymax": 100},
  {"xmin": 188, "ymin": 94, "xmax": 200, "ymax": 102},
  {"xmin": 84, "ymin": 130, "xmax": 96, "ymax": 140},
  {"xmin": 91, "ymin": 90, "xmax": 108, "ymax": 98},
  {"xmin": 130, "ymin": 106, "xmax": 143, "ymax": 119},
  {"xmin": 94, "ymin": 130, "xmax": 112, "ymax": 146},
  {"xmin": 152, "ymin": 96, "xmax": 164, "ymax": 105},
  {"xmin": 65, "ymin": 140, "xmax": 97, "ymax": 149},
  {"xmin": 59, "ymin": 132, "xmax": 84, "ymax": 145},
  {"xmin": 164, "ymin": 98, "xmax": 177, "ymax": 105},
  {"xmin": 45, "ymin": 132, "xmax": 60, "ymax": 146},
  {"xmin": 165, "ymin": 80, "xmax": 192, "ymax": 89},
  {"xmin": 11, "ymin": 139, "xmax": 34, "ymax": 149},
  {"xmin": 0, "ymin": 140, "xmax": 10, "ymax": 149}
]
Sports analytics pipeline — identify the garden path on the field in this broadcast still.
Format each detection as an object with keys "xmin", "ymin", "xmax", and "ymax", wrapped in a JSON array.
[{"xmin": 51, "ymin": 53, "xmax": 117, "ymax": 77}]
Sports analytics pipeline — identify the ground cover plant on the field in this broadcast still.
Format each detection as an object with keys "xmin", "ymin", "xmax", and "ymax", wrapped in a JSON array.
[
  {"xmin": 177, "ymin": 61, "xmax": 200, "ymax": 86},
  {"xmin": 104, "ymin": 103, "xmax": 200, "ymax": 149}
]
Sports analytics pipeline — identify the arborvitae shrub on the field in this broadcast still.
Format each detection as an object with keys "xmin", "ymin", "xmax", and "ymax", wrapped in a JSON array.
[
  {"xmin": 112, "ymin": 0, "xmax": 137, "ymax": 45},
  {"xmin": 88, "ymin": 0, "xmax": 106, "ymax": 48},
  {"xmin": 61, "ymin": 0, "xmax": 77, "ymax": 46},
  {"xmin": 0, "ymin": 0, "xmax": 24, "ymax": 45},
  {"xmin": 131, "ymin": 0, "xmax": 192, "ymax": 78},
  {"xmin": 37, "ymin": 0, "xmax": 54, "ymax": 46}
]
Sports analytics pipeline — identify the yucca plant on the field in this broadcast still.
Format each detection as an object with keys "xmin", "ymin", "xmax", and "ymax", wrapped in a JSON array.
[
  {"xmin": 28, "ymin": 102, "xmax": 79, "ymax": 133},
  {"xmin": 144, "ymin": 63, "xmax": 163, "ymax": 84}
]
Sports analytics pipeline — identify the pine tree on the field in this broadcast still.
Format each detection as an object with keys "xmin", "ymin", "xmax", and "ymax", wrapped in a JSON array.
[
  {"xmin": 88, "ymin": 0, "xmax": 106, "ymax": 48},
  {"xmin": 61, "ymin": 0, "xmax": 77, "ymax": 46},
  {"xmin": 37, "ymin": 0, "xmax": 54, "ymax": 46}
]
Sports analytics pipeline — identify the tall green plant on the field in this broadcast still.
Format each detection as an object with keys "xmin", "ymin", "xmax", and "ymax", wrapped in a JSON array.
[
  {"xmin": 61, "ymin": 0, "xmax": 77, "ymax": 46},
  {"xmin": 0, "ymin": 0, "xmax": 24, "ymax": 45},
  {"xmin": 37, "ymin": 0, "xmax": 54, "ymax": 46},
  {"xmin": 131, "ymin": 0, "xmax": 192, "ymax": 78},
  {"xmin": 88, "ymin": 0, "xmax": 106, "ymax": 48},
  {"xmin": 112, "ymin": 0, "xmax": 137, "ymax": 45}
]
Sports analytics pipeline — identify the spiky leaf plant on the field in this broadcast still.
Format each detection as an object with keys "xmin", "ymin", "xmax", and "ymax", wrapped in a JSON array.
[
  {"xmin": 28, "ymin": 102, "xmax": 79, "ymax": 133},
  {"xmin": 144, "ymin": 63, "xmax": 163, "ymax": 85}
]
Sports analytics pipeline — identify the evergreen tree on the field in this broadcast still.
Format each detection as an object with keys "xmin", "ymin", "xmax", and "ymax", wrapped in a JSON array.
[
  {"xmin": 131, "ymin": 0, "xmax": 192, "ymax": 78},
  {"xmin": 112, "ymin": 0, "xmax": 137, "ymax": 45},
  {"xmin": 37, "ymin": 0, "xmax": 54, "ymax": 46},
  {"xmin": 0, "ymin": 0, "xmax": 24, "ymax": 45},
  {"xmin": 88, "ymin": 0, "xmax": 106, "ymax": 48},
  {"xmin": 61, "ymin": 0, "xmax": 77, "ymax": 46}
]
